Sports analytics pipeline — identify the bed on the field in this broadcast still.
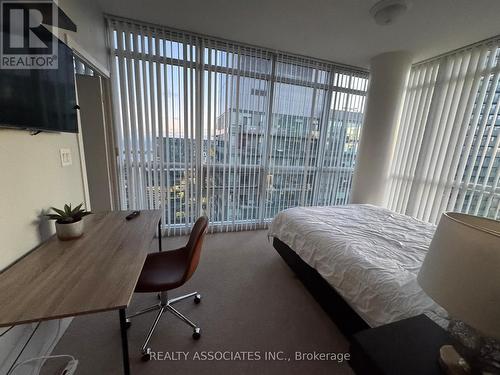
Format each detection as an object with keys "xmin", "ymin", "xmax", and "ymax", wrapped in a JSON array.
[{"xmin": 268, "ymin": 204, "xmax": 448, "ymax": 334}]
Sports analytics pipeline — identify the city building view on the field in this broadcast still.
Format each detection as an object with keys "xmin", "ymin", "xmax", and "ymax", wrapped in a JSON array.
[
  {"xmin": 115, "ymin": 67, "xmax": 368, "ymax": 230},
  {"xmin": 109, "ymin": 42, "xmax": 370, "ymax": 232},
  {"xmin": 144, "ymin": 103, "xmax": 365, "ymax": 228},
  {"xmin": 387, "ymin": 63, "xmax": 500, "ymax": 222},
  {"xmin": 458, "ymin": 75, "xmax": 500, "ymax": 218}
]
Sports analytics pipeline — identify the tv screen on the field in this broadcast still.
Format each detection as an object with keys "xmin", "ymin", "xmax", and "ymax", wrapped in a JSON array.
[{"xmin": 0, "ymin": 39, "xmax": 78, "ymax": 133}]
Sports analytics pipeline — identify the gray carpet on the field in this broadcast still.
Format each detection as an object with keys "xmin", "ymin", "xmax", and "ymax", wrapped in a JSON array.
[{"xmin": 41, "ymin": 230, "xmax": 353, "ymax": 375}]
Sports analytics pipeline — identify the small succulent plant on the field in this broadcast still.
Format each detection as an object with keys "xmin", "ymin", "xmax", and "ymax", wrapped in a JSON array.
[{"xmin": 46, "ymin": 203, "xmax": 92, "ymax": 224}]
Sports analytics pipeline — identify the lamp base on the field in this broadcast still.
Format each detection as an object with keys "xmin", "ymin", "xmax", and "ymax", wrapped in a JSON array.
[
  {"xmin": 447, "ymin": 319, "xmax": 500, "ymax": 374},
  {"xmin": 439, "ymin": 345, "xmax": 470, "ymax": 375}
]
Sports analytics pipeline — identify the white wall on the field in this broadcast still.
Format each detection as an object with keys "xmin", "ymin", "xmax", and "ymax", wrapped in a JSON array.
[
  {"xmin": 0, "ymin": 130, "xmax": 86, "ymax": 373},
  {"xmin": 58, "ymin": 0, "xmax": 109, "ymax": 72},
  {"xmin": 0, "ymin": 131, "xmax": 86, "ymax": 270},
  {"xmin": 0, "ymin": 1, "xmax": 108, "ymax": 372}
]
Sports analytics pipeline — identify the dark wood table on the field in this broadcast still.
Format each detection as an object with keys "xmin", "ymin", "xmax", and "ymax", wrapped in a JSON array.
[
  {"xmin": 350, "ymin": 315, "xmax": 452, "ymax": 375},
  {"xmin": 0, "ymin": 210, "xmax": 162, "ymax": 375}
]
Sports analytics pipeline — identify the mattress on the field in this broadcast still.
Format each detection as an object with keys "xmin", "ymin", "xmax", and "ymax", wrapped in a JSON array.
[{"xmin": 268, "ymin": 204, "xmax": 448, "ymax": 328}]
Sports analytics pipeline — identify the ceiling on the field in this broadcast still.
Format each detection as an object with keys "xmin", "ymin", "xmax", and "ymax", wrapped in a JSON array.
[{"xmin": 98, "ymin": 0, "xmax": 500, "ymax": 69}]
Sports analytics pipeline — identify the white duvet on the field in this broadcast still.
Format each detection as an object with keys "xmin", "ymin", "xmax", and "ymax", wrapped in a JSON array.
[{"xmin": 268, "ymin": 204, "xmax": 448, "ymax": 328}]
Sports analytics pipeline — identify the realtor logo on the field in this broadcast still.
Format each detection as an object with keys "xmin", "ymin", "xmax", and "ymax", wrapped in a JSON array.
[{"xmin": 1, "ymin": 0, "xmax": 58, "ymax": 69}]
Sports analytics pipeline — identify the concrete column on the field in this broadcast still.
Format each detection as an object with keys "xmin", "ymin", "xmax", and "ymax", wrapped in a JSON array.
[{"xmin": 350, "ymin": 51, "xmax": 413, "ymax": 206}]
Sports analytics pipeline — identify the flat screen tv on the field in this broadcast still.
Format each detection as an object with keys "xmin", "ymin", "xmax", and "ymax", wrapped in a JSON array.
[{"xmin": 0, "ymin": 39, "xmax": 78, "ymax": 133}]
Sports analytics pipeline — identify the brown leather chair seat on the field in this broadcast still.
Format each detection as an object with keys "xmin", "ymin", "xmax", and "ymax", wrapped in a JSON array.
[{"xmin": 135, "ymin": 248, "xmax": 188, "ymax": 292}]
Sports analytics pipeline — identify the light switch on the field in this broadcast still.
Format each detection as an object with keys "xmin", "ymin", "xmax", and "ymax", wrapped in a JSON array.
[{"xmin": 60, "ymin": 148, "xmax": 72, "ymax": 167}]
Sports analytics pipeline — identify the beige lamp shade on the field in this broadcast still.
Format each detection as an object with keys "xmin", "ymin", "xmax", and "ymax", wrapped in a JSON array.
[{"xmin": 417, "ymin": 212, "xmax": 500, "ymax": 339}]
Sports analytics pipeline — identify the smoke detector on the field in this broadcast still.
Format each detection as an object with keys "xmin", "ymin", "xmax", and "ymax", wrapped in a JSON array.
[{"xmin": 370, "ymin": 0, "xmax": 410, "ymax": 25}]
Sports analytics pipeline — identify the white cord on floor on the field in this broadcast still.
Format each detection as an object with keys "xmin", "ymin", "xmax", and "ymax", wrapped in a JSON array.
[{"xmin": 8, "ymin": 354, "xmax": 76, "ymax": 374}]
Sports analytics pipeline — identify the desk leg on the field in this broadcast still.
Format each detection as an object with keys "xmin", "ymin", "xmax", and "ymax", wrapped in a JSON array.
[
  {"xmin": 158, "ymin": 218, "xmax": 162, "ymax": 252},
  {"xmin": 119, "ymin": 308, "xmax": 131, "ymax": 375}
]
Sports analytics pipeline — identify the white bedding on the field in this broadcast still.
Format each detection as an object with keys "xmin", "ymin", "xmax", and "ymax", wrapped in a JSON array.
[{"xmin": 268, "ymin": 204, "xmax": 448, "ymax": 328}]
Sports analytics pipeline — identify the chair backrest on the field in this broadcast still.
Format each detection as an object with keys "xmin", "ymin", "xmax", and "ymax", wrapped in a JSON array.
[{"xmin": 183, "ymin": 216, "xmax": 208, "ymax": 282}]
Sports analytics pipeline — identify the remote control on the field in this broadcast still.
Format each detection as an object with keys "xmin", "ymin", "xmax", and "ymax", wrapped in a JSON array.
[{"xmin": 126, "ymin": 211, "xmax": 141, "ymax": 220}]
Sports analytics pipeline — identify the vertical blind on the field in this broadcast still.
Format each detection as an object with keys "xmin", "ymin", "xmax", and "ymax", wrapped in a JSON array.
[
  {"xmin": 387, "ymin": 37, "xmax": 500, "ymax": 223},
  {"xmin": 107, "ymin": 16, "xmax": 368, "ymax": 234}
]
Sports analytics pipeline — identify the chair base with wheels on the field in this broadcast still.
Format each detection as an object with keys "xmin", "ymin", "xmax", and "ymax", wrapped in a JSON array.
[{"xmin": 127, "ymin": 290, "xmax": 202, "ymax": 361}]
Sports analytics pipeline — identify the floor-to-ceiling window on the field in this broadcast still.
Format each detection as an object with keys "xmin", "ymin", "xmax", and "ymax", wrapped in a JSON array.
[
  {"xmin": 387, "ymin": 37, "xmax": 500, "ymax": 223},
  {"xmin": 107, "ymin": 16, "xmax": 369, "ymax": 234}
]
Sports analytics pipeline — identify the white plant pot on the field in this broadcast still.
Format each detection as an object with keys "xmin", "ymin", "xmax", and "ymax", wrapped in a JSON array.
[{"xmin": 55, "ymin": 219, "xmax": 84, "ymax": 241}]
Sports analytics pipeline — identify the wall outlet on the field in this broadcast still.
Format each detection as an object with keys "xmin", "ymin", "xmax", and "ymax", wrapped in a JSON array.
[{"xmin": 60, "ymin": 149, "xmax": 72, "ymax": 167}]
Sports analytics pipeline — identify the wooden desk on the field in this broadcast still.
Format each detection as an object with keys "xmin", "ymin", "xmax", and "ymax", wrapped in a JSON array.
[{"xmin": 0, "ymin": 210, "xmax": 162, "ymax": 375}]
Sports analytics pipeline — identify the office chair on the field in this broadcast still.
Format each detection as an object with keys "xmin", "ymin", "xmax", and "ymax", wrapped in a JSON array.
[{"xmin": 126, "ymin": 216, "xmax": 208, "ymax": 361}]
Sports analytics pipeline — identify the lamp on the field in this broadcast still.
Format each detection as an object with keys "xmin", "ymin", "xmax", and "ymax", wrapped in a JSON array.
[{"xmin": 417, "ymin": 212, "xmax": 500, "ymax": 373}]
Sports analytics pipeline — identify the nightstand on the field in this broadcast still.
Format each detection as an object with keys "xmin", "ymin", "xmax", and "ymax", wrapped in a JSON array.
[{"xmin": 349, "ymin": 314, "xmax": 452, "ymax": 375}]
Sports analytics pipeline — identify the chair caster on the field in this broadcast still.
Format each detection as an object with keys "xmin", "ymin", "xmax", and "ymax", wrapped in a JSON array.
[
  {"xmin": 192, "ymin": 327, "xmax": 201, "ymax": 340},
  {"xmin": 141, "ymin": 348, "xmax": 151, "ymax": 361},
  {"xmin": 125, "ymin": 319, "xmax": 131, "ymax": 329},
  {"xmin": 194, "ymin": 294, "xmax": 201, "ymax": 304}
]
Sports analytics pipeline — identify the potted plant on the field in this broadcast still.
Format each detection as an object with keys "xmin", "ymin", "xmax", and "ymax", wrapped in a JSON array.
[{"xmin": 46, "ymin": 203, "xmax": 92, "ymax": 240}]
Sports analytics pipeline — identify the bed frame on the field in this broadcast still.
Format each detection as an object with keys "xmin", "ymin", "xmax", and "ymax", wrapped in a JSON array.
[{"xmin": 273, "ymin": 237, "xmax": 369, "ymax": 337}]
